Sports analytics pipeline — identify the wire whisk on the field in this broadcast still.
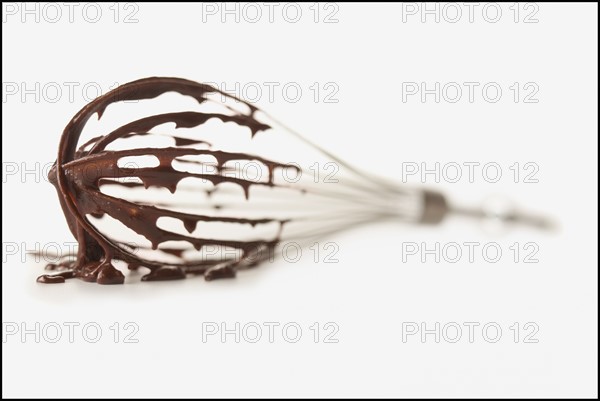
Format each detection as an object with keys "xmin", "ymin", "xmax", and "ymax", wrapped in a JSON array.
[{"xmin": 38, "ymin": 77, "xmax": 553, "ymax": 284}]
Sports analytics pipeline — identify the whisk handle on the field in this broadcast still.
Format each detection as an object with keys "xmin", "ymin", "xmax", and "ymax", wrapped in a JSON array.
[{"xmin": 420, "ymin": 190, "xmax": 556, "ymax": 231}]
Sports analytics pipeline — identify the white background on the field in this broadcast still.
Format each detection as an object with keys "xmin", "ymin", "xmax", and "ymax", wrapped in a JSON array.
[{"xmin": 2, "ymin": 2, "xmax": 598, "ymax": 398}]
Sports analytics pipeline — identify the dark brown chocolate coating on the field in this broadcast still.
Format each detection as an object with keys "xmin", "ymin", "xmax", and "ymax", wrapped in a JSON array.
[{"xmin": 41, "ymin": 77, "xmax": 294, "ymax": 284}]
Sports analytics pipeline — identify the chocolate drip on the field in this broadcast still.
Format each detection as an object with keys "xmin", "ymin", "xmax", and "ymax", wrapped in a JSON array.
[{"xmin": 42, "ymin": 77, "xmax": 290, "ymax": 284}]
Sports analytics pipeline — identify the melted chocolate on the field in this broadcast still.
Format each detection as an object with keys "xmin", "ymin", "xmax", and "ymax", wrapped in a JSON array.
[{"xmin": 42, "ymin": 77, "xmax": 292, "ymax": 284}]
